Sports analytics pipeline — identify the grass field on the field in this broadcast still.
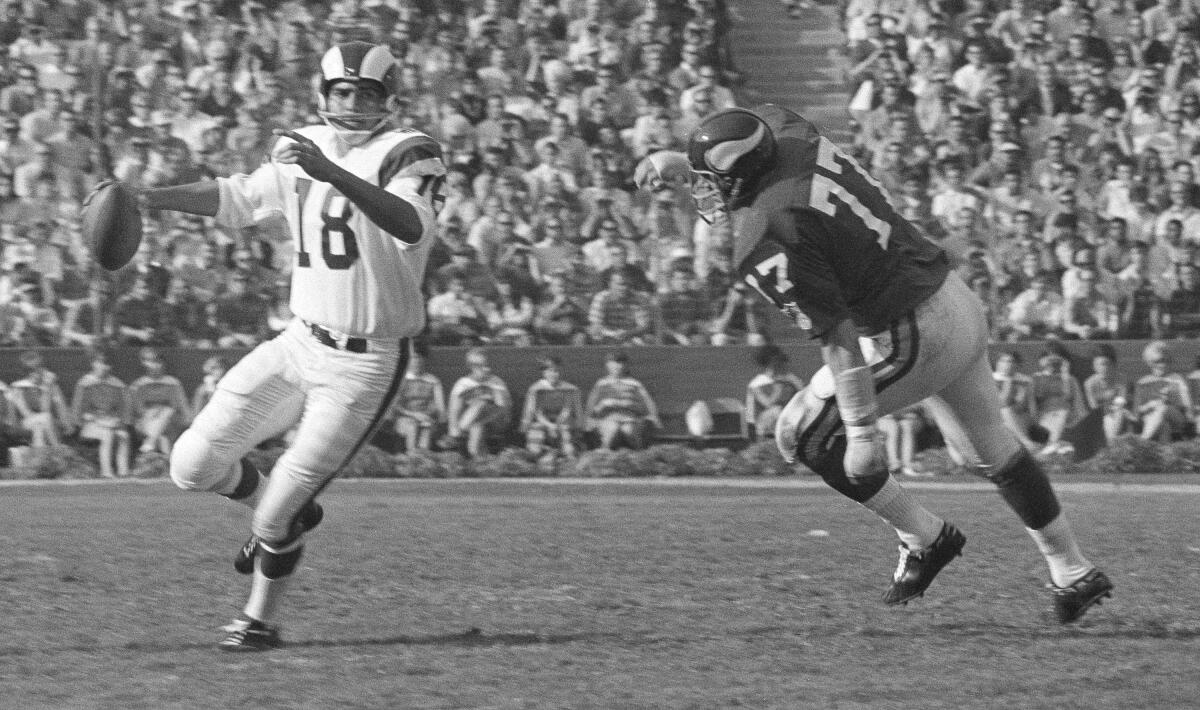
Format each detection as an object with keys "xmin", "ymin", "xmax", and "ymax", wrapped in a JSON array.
[{"xmin": 1, "ymin": 477, "xmax": 1198, "ymax": 710}]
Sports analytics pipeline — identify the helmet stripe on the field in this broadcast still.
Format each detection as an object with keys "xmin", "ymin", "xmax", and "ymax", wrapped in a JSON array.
[
  {"xmin": 705, "ymin": 122, "xmax": 766, "ymax": 173},
  {"xmin": 361, "ymin": 45, "xmax": 396, "ymax": 83},
  {"xmin": 320, "ymin": 48, "xmax": 346, "ymax": 81}
]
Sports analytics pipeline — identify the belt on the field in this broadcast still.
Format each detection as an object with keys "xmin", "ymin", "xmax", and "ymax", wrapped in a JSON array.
[{"xmin": 304, "ymin": 320, "xmax": 368, "ymax": 353}]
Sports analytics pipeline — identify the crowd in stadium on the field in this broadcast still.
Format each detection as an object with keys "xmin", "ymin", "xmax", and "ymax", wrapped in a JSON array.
[
  {"xmin": 6, "ymin": 0, "xmax": 1200, "ymax": 468},
  {"xmin": 841, "ymin": 0, "xmax": 1200, "ymax": 343},
  {"xmin": 0, "ymin": 0, "xmax": 762, "ymax": 350}
]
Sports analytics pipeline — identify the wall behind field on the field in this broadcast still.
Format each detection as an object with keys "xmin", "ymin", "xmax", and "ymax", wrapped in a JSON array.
[{"xmin": 4, "ymin": 342, "xmax": 1199, "ymax": 415}]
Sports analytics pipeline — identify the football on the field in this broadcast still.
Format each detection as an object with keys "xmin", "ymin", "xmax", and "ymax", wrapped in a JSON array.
[{"xmin": 81, "ymin": 180, "xmax": 143, "ymax": 271}]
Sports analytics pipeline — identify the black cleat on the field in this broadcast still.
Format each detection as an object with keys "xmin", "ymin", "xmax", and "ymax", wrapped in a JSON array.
[
  {"xmin": 882, "ymin": 523, "xmax": 966, "ymax": 605},
  {"xmin": 234, "ymin": 500, "xmax": 323, "ymax": 575},
  {"xmin": 1050, "ymin": 568, "xmax": 1113, "ymax": 624},
  {"xmin": 218, "ymin": 617, "xmax": 281, "ymax": 652},
  {"xmin": 233, "ymin": 535, "xmax": 260, "ymax": 576}
]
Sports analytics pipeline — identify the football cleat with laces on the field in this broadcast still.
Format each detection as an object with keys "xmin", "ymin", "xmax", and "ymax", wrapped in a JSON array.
[
  {"xmin": 234, "ymin": 500, "xmax": 324, "ymax": 575},
  {"xmin": 1050, "ymin": 568, "xmax": 1113, "ymax": 623},
  {"xmin": 218, "ymin": 617, "xmax": 282, "ymax": 652},
  {"xmin": 882, "ymin": 522, "xmax": 966, "ymax": 605}
]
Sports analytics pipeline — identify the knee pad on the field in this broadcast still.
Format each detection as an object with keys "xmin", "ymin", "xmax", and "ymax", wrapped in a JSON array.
[
  {"xmin": 776, "ymin": 386, "xmax": 887, "ymax": 503},
  {"xmin": 221, "ymin": 459, "xmax": 261, "ymax": 501},
  {"xmin": 258, "ymin": 539, "xmax": 304, "ymax": 580},
  {"xmin": 168, "ymin": 429, "xmax": 236, "ymax": 492},
  {"xmin": 984, "ymin": 449, "xmax": 1061, "ymax": 529}
]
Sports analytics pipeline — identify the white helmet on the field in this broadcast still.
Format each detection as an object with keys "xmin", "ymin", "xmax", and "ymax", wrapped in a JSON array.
[{"xmin": 317, "ymin": 41, "xmax": 398, "ymax": 146}]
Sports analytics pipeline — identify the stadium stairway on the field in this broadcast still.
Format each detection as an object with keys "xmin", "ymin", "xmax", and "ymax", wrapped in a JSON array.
[
  {"xmin": 724, "ymin": 0, "xmax": 853, "ymax": 341},
  {"xmin": 727, "ymin": 0, "xmax": 853, "ymax": 146}
]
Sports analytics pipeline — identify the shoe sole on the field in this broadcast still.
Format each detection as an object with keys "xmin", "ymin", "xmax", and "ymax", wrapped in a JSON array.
[{"xmin": 218, "ymin": 638, "xmax": 281, "ymax": 652}]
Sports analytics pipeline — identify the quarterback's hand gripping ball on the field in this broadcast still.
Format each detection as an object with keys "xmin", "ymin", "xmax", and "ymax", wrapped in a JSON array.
[
  {"xmin": 81, "ymin": 179, "xmax": 144, "ymax": 271},
  {"xmin": 634, "ymin": 150, "xmax": 693, "ymax": 193}
]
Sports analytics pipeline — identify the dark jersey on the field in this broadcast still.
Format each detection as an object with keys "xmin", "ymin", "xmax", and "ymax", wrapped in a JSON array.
[{"xmin": 732, "ymin": 105, "xmax": 950, "ymax": 338}]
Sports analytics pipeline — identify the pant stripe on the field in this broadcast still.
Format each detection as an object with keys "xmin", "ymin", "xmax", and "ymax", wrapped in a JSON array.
[
  {"xmin": 306, "ymin": 339, "xmax": 410, "ymax": 501},
  {"xmin": 871, "ymin": 313, "xmax": 920, "ymax": 392}
]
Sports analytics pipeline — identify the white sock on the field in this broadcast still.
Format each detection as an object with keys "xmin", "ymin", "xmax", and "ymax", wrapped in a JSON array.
[
  {"xmin": 861, "ymin": 476, "xmax": 944, "ymax": 550},
  {"xmin": 243, "ymin": 539, "xmax": 302, "ymax": 625},
  {"xmin": 1027, "ymin": 514, "xmax": 1092, "ymax": 588}
]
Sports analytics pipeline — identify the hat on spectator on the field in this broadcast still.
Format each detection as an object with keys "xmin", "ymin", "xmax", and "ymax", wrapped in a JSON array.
[
  {"xmin": 1102, "ymin": 106, "xmax": 1122, "ymax": 119},
  {"xmin": 998, "ymin": 142, "xmax": 1022, "ymax": 152}
]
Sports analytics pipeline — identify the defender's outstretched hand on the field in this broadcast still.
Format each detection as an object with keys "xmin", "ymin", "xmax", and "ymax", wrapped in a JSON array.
[
  {"xmin": 273, "ymin": 130, "xmax": 341, "ymax": 183},
  {"xmin": 634, "ymin": 150, "xmax": 692, "ymax": 192}
]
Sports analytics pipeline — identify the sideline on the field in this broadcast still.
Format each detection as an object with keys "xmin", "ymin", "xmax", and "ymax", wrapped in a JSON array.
[{"xmin": 2, "ymin": 476, "xmax": 1200, "ymax": 494}]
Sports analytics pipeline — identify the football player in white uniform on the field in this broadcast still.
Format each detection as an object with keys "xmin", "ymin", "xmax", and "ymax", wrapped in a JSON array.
[{"xmin": 135, "ymin": 42, "xmax": 446, "ymax": 651}]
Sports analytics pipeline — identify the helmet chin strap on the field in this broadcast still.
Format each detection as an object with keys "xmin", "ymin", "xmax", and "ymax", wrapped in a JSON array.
[
  {"xmin": 690, "ymin": 170, "xmax": 728, "ymax": 224},
  {"xmin": 318, "ymin": 110, "xmax": 391, "ymax": 146}
]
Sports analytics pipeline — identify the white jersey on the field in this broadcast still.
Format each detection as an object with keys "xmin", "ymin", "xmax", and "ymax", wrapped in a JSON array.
[{"xmin": 215, "ymin": 125, "xmax": 445, "ymax": 339}]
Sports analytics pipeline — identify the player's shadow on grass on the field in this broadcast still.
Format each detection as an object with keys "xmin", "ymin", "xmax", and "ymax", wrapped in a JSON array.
[
  {"xmin": 11, "ymin": 622, "xmax": 1195, "ymax": 657},
  {"xmin": 288, "ymin": 627, "xmax": 628, "ymax": 650},
  {"xmin": 861, "ymin": 621, "xmax": 1200, "ymax": 640}
]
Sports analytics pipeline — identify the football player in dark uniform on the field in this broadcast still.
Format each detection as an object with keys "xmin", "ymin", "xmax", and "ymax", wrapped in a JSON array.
[{"xmin": 636, "ymin": 105, "xmax": 1112, "ymax": 624}]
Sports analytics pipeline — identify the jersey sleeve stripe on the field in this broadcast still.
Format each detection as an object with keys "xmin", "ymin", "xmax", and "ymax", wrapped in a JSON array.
[{"xmin": 378, "ymin": 137, "xmax": 445, "ymax": 186}]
